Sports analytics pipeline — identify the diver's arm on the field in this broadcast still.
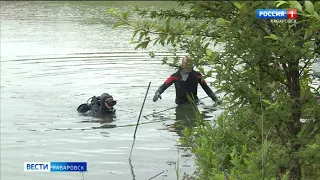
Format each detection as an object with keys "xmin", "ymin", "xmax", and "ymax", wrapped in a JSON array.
[
  {"xmin": 156, "ymin": 75, "xmax": 179, "ymax": 94},
  {"xmin": 153, "ymin": 75, "xmax": 179, "ymax": 102},
  {"xmin": 197, "ymin": 74, "xmax": 218, "ymax": 101}
]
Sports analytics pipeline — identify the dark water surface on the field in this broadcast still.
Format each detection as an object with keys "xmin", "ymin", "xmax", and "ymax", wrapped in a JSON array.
[{"xmin": 1, "ymin": 1, "xmax": 222, "ymax": 180}]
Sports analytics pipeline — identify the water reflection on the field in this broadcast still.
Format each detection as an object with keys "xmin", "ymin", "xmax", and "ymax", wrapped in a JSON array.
[
  {"xmin": 78, "ymin": 112, "xmax": 117, "ymax": 129},
  {"xmin": 167, "ymin": 103, "xmax": 214, "ymax": 137},
  {"xmin": 129, "ymin": 158, "xmax": 136, "ymax": 180},
  {"xmin": 79, "ymin": 113, "xmax": 115, "ymax": 123}
]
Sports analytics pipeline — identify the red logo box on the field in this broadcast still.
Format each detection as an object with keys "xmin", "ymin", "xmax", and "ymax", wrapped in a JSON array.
[{"xmin": 287, "ymin": 9, "xmax": 297, "ymax": 19}]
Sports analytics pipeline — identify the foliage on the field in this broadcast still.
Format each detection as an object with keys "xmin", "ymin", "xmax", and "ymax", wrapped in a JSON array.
[{"xmin": 109, "ymin": 1, "xmax": 320, "ymax": 179}]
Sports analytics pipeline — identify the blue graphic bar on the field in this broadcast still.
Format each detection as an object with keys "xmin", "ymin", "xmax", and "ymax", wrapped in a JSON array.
[
  {"xmin": 256, "ymin": 9, "xmax": 287, "ymax": 19},
  {"xmin": 50, "ymin": 162, "xmax": 87, "ymax": 172}
]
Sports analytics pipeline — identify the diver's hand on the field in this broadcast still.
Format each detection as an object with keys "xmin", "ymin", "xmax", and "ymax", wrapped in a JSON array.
[
  {"xmin": 214, "ymin": 99, "xmax": 222, "ymax": 106},
  {"xmin": 209, "ymin": 94, "xmax": 221, "ymax": 106},
  {"xmin": 153, "ymin": 92, "xmax": 162, "ymax": 102}
]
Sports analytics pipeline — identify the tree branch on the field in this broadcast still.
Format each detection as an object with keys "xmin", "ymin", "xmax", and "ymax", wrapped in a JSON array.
[{"xmin": 116, "ymin": 15, "xmax": 220, "ymax": 39}]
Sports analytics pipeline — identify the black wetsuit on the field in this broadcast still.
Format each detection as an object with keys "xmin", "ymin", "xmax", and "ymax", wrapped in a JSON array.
[
  {"xmin": 90, "ymin": 93, "xmax": 115, "ymax": 114},
  {"xmin": 156, "ymin": 67, "xmax": 215, "ymax": 105}
]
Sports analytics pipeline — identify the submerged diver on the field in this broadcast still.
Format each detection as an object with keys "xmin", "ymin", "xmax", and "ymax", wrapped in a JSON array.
[
  {"xmin": 77, "ymin": 93, "xmax": 117, "ymax": 117},
  {"xmin": 171, "ymin": 104, "xmax": 199, "ymax": 137},
  {"xmin": 153, "ymin": 56, "xmax": 221, "ymax": 105}
]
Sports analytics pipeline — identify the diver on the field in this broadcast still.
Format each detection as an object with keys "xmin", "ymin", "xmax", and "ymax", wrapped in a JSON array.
[
  {"xmin": 152, "ymin": 56, "xmax": 221, "ymax": 105},
  {"xmin": 77, "ymin": 93, "xmax": 116, "ymax": 117}
]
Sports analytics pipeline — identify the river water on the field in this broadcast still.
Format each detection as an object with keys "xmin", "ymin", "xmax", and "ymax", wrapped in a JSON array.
[{"xmin": 0, "ymin": 1, "xmax": 222, "ymax": 180}]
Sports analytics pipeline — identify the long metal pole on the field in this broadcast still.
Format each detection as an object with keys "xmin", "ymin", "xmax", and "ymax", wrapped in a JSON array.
[{"xmin": 129, "ymin": 82, "xmax": 151, "ymax": 158}]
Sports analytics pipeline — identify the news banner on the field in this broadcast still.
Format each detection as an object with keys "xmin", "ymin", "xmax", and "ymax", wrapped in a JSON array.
[
  {"xmin": 24, "ymin": 162, "xmax": 87, "ymax": 172},
  {"xmin": 256, "ymin": 9, "xmax": 297, "ymax": 23}
]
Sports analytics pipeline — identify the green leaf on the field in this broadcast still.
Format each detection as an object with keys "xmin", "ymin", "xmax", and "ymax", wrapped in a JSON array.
[
  {"xmin": 252, "ymin": 1, "xmax": 265, "ymax": 8},
  {"xmin": 309, "ymin": 143, "xmax": 318, "ymax": 149},
  {"xmin": 162, "ymin": 57, "xmax": 168, "ymax": 64},
  {"xmin": 134, "ymin": 6, "xmax": 140, "ymax": 11},
  {"xmin": 305, "ymin": 1, "xmax": 314, "ymax": 14},
  {"xmin": 165, "ymin": 18, "xmax": 171, "ymax": 32},
  {"xmin": 112, "ymin": 22, "xmax": 124, "ymax": 29},
  {"xmin": 135, "ymin": 43, "xmax": 142, "ymax": 50},
  {"xmin": 170, "ymin": 35, "xmax": 176, "ymax": 44},
  {"xmin": 108, "ymin": 7, "xmax": 117, "ymax": 15},
  {"xmin": 153, "ymin": 37, "xmax": 160, "ymax": 45},
  {"xmin": 138, "ymin": 31, "xmax": 145, "ymax": 41},
  {"xmin": 289, "ymin": 1, "xmax": 303, "ymax": 12},
  {"xmin": 262, "ymin": 99, "xmax": 272, "ymax": 105},
  {"xmin": 132, "ymin": 29, "xmax": 139, "ymax": 38},
  {"xmin": 159, "ymin": 26, "xmax": 166, "ymax": 33},
  {"xmin": 202, "ymin": 56, "xmax": 213, "ymax": 64},
  {"xmin": 122, "ymin": 12, "xmax": 128, "ymax": 21},
  {"xmin": 199, "ymin": 56, "xmax": 210, "ymax": 63},
  {"xmin": 198, "ymin": 66, "xmax": 204, "ymax": 74},
  {"xmin": 216, "ymin": 18, "xmax": 228, "ymax": 26},
  {"xmin": 304, "ymin": 28, "xmax": 313, "ymax": 40},
  {"xmin": 206, "ymin": 49, "xmax": 212, "ymax": 56},
  {"xmin": 184, "ymin": 30, "xmax": 192, "ymax": 35},
  {"xmin": 148, "ymin": 51, "xmax": 155, "ymax": 58},
  {"xmin": 160, "ymin": 34, "xmax": 168, "ymax": 45},
  {"xmin": 140, "ymin": 41, "xmax": 149, "ymax": 49},
  {"xmin": 264, "ymin": 34, "xmax": 279, "ymax": 41},
  {"xmin": 284, "ymin": 37, "xmax": 291, "ymax": 47},
  {"xmin": 313, "ymin": 11, "xmax": 320, "ymax": 20},
  {"xmin": 234, "ymin": 2, "xmax": 242, "ymax": 9},
  {"xmin": 275, "ymin": 1, "xmax": 288, "ymax": 8},
  {"xmin": 200, "ymin": 23, "xmax": 207, "ymax": 30},
  {"xmin": 160, "ymin": 38, "xmax": 165, "ymax": 46}
]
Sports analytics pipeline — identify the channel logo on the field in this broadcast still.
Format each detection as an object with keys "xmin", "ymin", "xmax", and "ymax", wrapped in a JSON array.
[
  {"xmin": 24, "ymin": 162, "xmax": 87, "ymax": 172},
  {"xmin": 256, "ymin": 9, "xmax": 297, "ymax": 19}
]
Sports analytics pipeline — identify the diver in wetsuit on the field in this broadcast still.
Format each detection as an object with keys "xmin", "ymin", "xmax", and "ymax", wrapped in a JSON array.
[
  {"xmin": 77, "ymin": 93, "xmax": 116, "ymax": 116},
  {"xmin": 152, "ymin": 56, "xmax": 220, "ymax": 105}
]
